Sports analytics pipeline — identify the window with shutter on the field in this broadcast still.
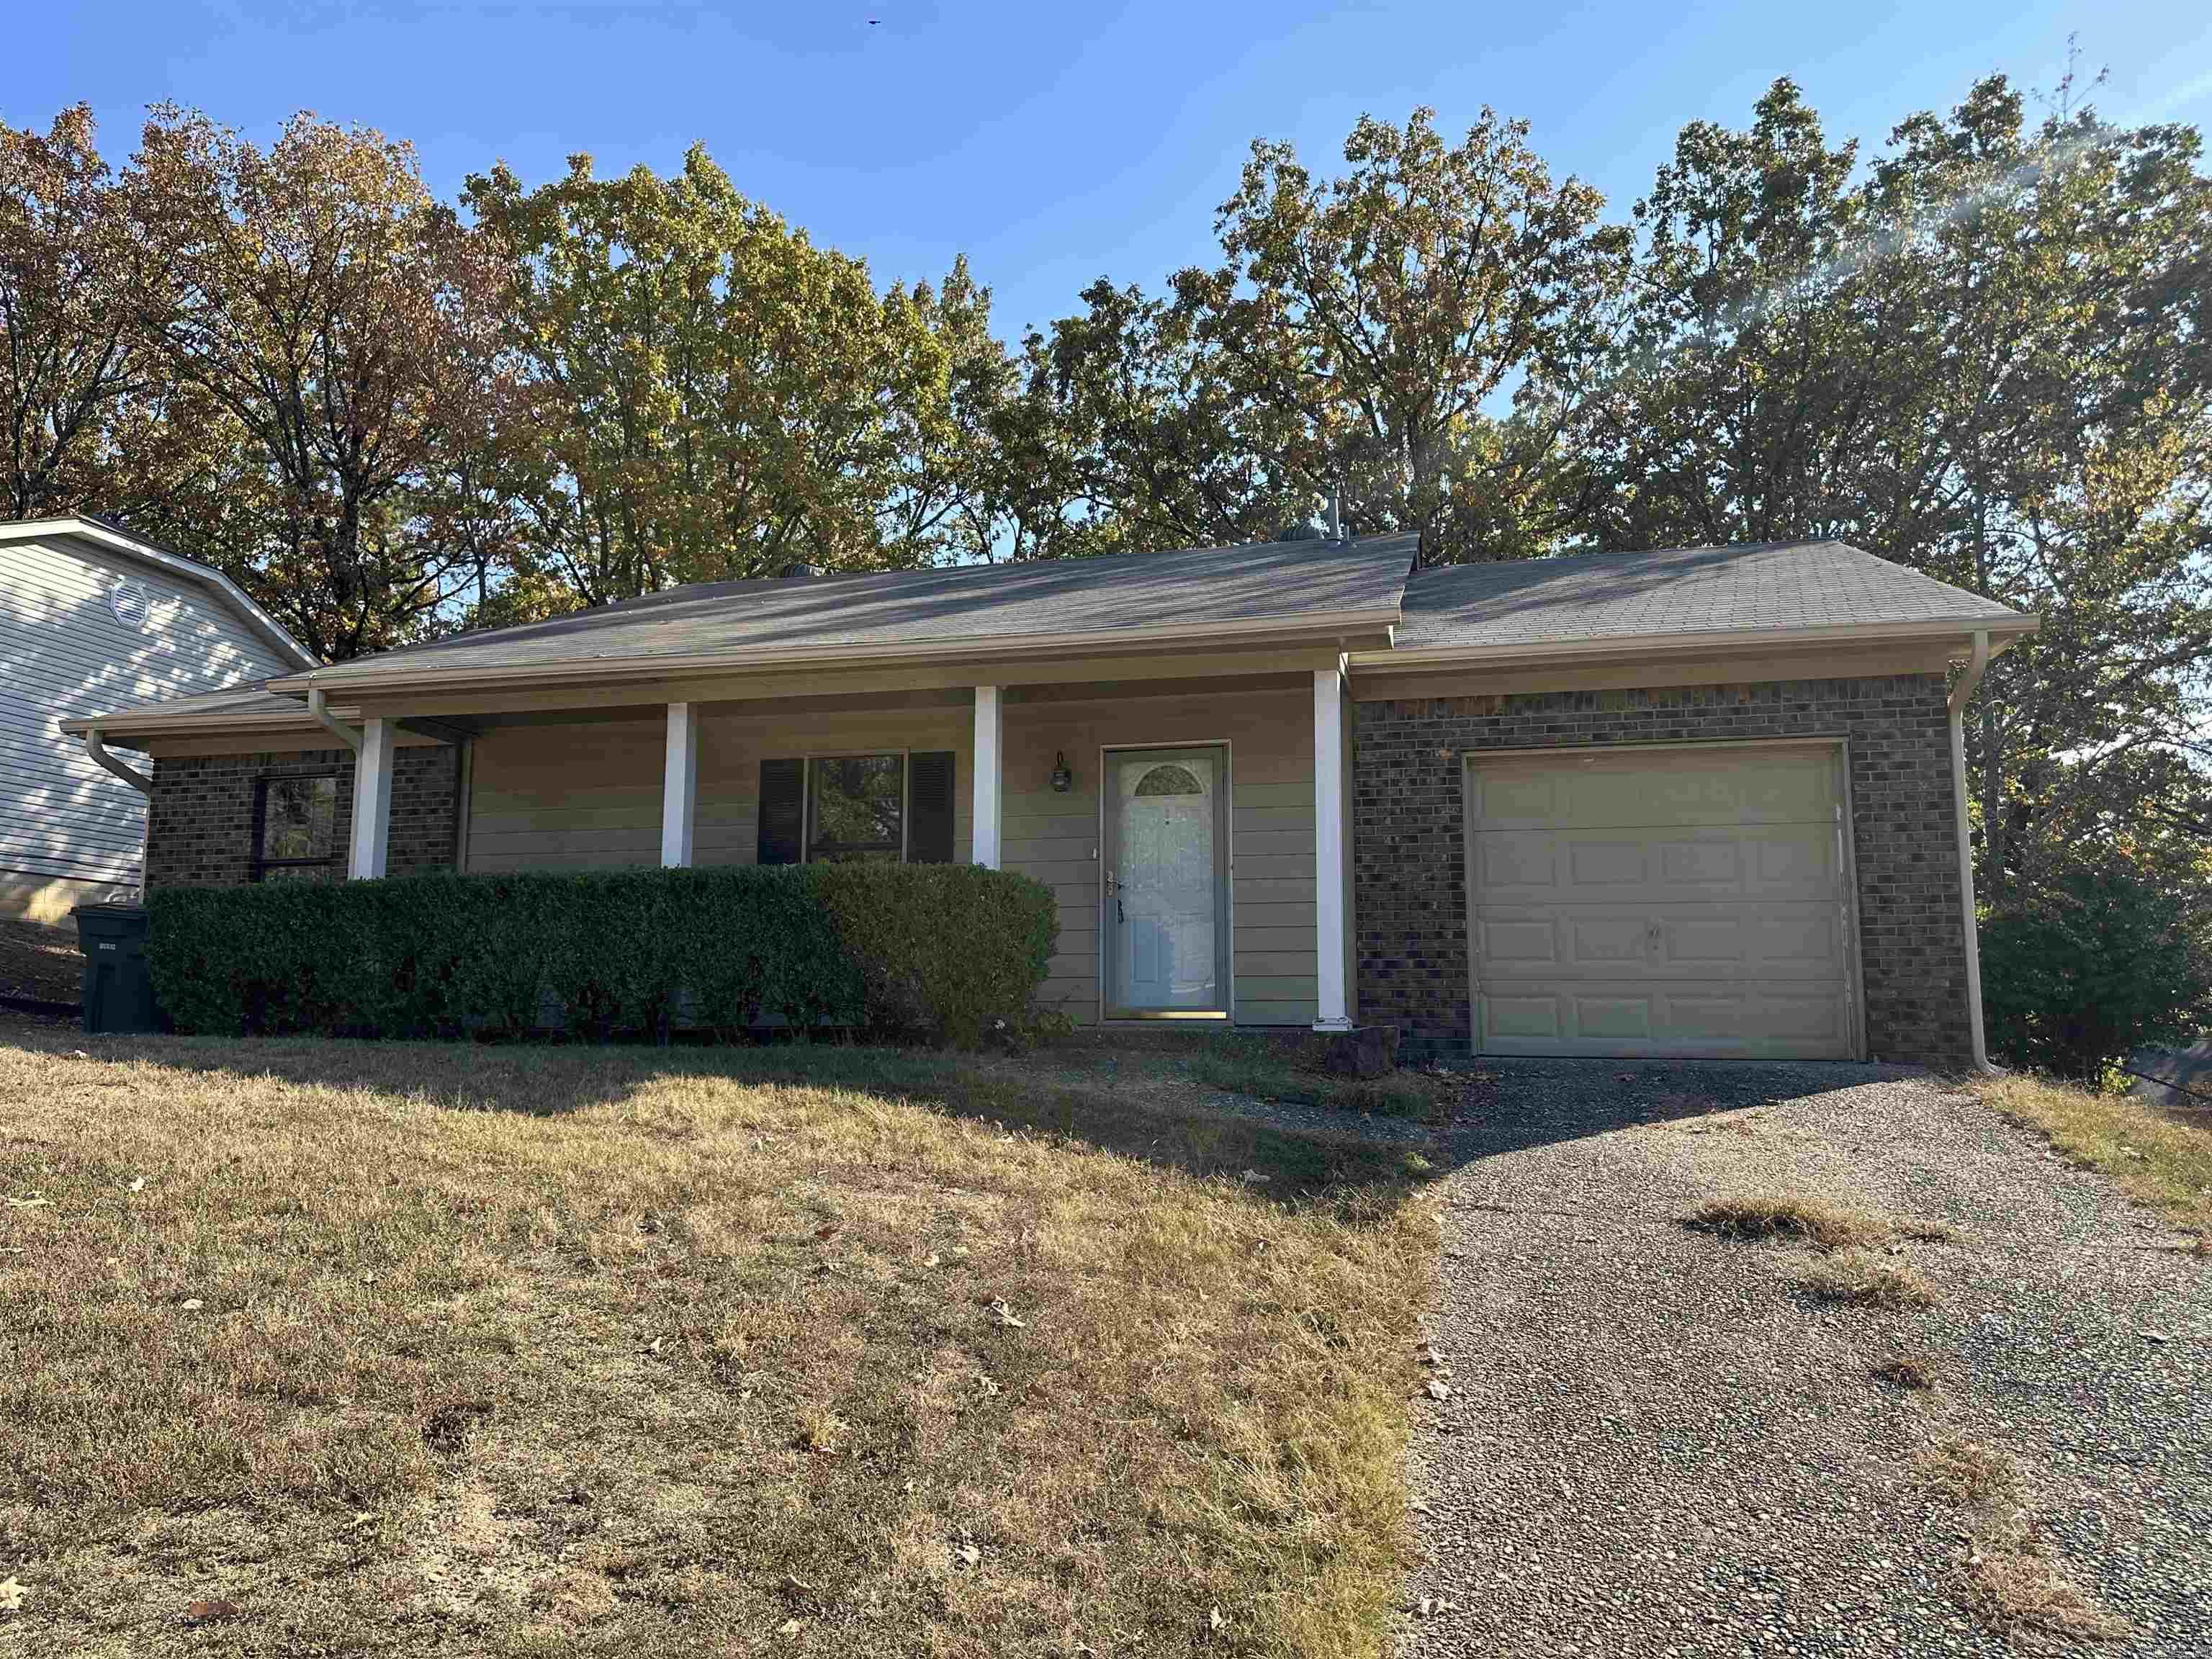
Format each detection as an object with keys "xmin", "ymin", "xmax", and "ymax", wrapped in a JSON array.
[
  {"xmin": 757, "ymin": 758, "xmax": 806, "ymax": 865},
  {"xmin": 908, "ymin": 751, "xmax": 956, "ymax": 863}
]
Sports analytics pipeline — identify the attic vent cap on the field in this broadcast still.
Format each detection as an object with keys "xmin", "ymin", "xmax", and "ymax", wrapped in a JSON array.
[{"xmin": 779, "ymin": 560, "xmax": 819, "ymax": 580}]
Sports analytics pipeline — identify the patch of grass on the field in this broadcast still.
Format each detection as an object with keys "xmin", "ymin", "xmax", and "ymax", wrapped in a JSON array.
[
  {"xmin": 1685, "ymin": 1192, "xmax": 1889, "ymax": 1250},
  {"xmin": 1871, "ymin": 1353, "xmax": 1937, "ymax": 1390},
  {"xmin": 1190, "ymin": 1033, "xmax": 1451, "ymax": 1122},
  {"xmin": 1797, "ymin": 1250, "xmax": 1940, "ymax": 1308},
  {"xmin": 1917, "ymin": 1436, "xmax": 2134, "ymax": 1646},
  {"xmin": 0, "ymin": 1028, "xmax": 1434, "ymax": 1656},
  {"xmin": 1977, "ymin": 1071, "xmax": 2212, "ymax": 1242}
]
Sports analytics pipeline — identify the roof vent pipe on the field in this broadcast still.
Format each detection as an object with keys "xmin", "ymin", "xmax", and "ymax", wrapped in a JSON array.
[
  {"xmin": 1326, "ymin": 487, "xmax": 1344, "ymax": 543},
  {"xmin": 779, "ymin": 560, "xmax": 819, "ymax": 580}
]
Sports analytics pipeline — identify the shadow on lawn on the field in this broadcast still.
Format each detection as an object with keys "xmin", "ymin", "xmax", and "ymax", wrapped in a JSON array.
[{"xmin": 17, "ymin": 1021, "xmax": 1436, "ymax": 1210}]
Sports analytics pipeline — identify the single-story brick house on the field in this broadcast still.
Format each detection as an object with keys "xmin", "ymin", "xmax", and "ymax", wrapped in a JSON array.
[{"xmin": 58, "ymin": 534, "xmax": 2034, "ymax": 1067}]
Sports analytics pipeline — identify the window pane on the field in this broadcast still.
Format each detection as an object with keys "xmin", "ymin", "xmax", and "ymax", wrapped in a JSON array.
[
  {"xmin": 261, "ymin": 775, "xmax": 338, "ymax": 863},
  {"xmin": 809, "ymin": 755, "xmax": 903, "ymax": 863}
]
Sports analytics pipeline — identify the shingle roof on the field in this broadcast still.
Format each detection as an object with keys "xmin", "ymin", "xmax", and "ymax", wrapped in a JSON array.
[
  {"xmin": 291, "ymin": 534, "xmax": 1419, "ymax": 688},
  {"xmin": 1395, "ymin": 541, "xmax": 2028, "ymax": 652}
]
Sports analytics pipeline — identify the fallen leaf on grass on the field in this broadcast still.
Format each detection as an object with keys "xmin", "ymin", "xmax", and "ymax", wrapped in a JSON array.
[
  {"xmin": 1424, "ymin": 1380, "xmax": 1452, "ymax": 1401},
  {"xmin": 127, "ymin": 1177, "xmax": 145, "ymax": 1193},
  {"xmin": 989, "ymin": 1300, "xmax": 1026, "ymax": 1328},
  {"xmin": 4, "ymin": 1195, "xmax": 48, "ymax": 1209},
  {"xmin": 184, "ymin": 1599, "xmax": 238, "ymax": 1624},
  {"xmin": 813, "ymin": 1225, "xmax": 840, "ymax": 1242},
  {"xmin": 179, "ymin": 1298, "xmax": 203, "ymax": 1311},
  {"xmin": 777, "ymin": 1617, "xmax": 803, "ymax": 1637},
  {"xmin": 954, "ymin": 1542, "xmax": 980, "ymax": 1568},
  {"xmin": 2139, "ymin": 1328, "xmax": 2171, "ymax": 1344},
  {"xmin": 0, "ymin": 1576, "xmax": 24, "ymax": 1611},
  {"xmin": 1209, "ymin": 1606, "xmax": 1225, "ymax": 1632}
]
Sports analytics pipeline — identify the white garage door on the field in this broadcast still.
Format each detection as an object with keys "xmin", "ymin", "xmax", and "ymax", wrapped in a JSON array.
[{"xmin": 1465, "ymin": 744, "xmax": 1858, "ymax": 1059}]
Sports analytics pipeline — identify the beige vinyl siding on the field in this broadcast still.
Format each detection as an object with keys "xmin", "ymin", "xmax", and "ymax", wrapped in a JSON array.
[
  {"xmin": 1003, "ymin": 685, "xmax": 1316, "ymax": 1027},
  {"xmin": 1, "ymin": 535, "xmax": 292, "ymax": 891},
  {"xmin": 464, "ymin": 686, "xmax": 1316, "ymax": 1028},
  {"xmin": 464, "ymin": 705, "xmax": 972, "ymax": 874}
]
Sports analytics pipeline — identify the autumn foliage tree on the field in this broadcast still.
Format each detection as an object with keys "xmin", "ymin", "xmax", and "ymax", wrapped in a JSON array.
[
  {"xmin": 461, "ymin": 147, "xmax": 994, "ymax": 611},
  {"xmin": 121, "ymin": 107, "xmax": 513, "ymax": 660}
]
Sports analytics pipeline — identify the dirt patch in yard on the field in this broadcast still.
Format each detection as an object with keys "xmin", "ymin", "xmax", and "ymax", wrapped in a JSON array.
[
  {"xmin": 0, "ymin": 1030, "xmax": 1436, "ymax": 1657},
  {"xmin": 0, "ymin": 919, "xmax": 80, "ymax": 1005}
]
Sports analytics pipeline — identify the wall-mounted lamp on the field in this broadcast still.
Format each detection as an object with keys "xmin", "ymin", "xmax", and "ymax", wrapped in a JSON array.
[{"xmin": 1050, "ymin": 751, "xmax": 1073, "ymax": 793}]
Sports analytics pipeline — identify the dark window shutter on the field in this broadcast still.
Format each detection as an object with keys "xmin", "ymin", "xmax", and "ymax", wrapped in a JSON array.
[
  {"xmin": 758, "ymin": 758, "xmax": 805, "ymax": 866},
  {"xmin": 908, "ymin": 751, "xmax": 956, "ymax": 863}
]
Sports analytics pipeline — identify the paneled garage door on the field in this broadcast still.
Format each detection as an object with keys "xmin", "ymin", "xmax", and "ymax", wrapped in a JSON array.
[{"xmin": 1465, "ymin": 743, "xmax": 1859, "ymax": 1058}]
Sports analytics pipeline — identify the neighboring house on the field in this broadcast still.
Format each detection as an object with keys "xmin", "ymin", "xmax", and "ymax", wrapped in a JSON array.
[
  {"xmin": 1, "ymin": 516, "xmax": 316, "ymax": 922},
  {"xmin": 58, "ymin": 535, "xmax": 2036, "ymax": 1066}
]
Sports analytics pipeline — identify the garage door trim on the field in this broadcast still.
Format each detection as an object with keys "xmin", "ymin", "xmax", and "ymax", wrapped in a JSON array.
[{"xmin": 1460, "ymin": 737, "xmax": 1866, "ymax": 1061}]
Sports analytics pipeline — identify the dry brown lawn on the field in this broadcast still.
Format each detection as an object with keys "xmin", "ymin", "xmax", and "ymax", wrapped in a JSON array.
[
  {"xmin": 1683, "ymin": 1192, "xmax": 1890, "ymax": 1250},
  {"xmin": 1978, "ymin": 1071, "xmax": 2212, "ymax": 1244},
  {"xmin": 0, "ymin": 1027, "xmax": 1436, "ymax": 1656},
  {"xmin": 1916, "ymin": 1436, "xmax": 2134, "ymax": 1647}
]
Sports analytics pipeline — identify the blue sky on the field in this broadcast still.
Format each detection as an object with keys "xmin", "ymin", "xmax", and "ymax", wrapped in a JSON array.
[{"xmin": 14, "ymin": 1, "xmax": 2212, "ymax": 340}]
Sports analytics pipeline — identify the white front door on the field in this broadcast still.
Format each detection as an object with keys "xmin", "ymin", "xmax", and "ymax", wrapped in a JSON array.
[{"xmin": 1105, "ymin": 747, "xmax": 1227, "ymax": 1015}]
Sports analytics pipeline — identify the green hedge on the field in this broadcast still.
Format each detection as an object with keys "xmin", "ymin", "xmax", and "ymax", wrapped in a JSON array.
[{"xmin": 147, "ymin": 864, "xmax": 1058, "ymax": 1048}]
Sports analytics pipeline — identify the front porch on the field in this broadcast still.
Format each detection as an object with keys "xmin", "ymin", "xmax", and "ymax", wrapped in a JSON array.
[{"xmin": 333, "ymin": 659, "xmax": 1357, "ymax": 1031}]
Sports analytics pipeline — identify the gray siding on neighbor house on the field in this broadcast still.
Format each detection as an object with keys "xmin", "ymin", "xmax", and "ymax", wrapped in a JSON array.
[{"xmin": 2, "ymin": 534, "xmax": 293, "ymax": 893}]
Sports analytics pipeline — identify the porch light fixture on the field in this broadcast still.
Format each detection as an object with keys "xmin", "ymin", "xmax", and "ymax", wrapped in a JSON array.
[{"xmin": 1050, "ymin": 752, "xmax": 1073, "ymax": 793}]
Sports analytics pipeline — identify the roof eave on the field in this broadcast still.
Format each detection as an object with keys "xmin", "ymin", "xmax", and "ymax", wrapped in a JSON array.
[
  {"xmin": 1349, "ymin": 613, "xmax": 2039, "ymax": 672},
  {"xmin": 266, "ymin": 606, "xmax": 1404, "ymax": 698}
]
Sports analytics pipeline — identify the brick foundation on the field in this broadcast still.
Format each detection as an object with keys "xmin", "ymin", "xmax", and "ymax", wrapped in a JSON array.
[
  {"xmin": 1350, "ymin": 675, "xmax": 1971, "ymax": 1069},
  {"xmin": 146, "ymin": 746, "xmax": 459, "ymax": 889}
]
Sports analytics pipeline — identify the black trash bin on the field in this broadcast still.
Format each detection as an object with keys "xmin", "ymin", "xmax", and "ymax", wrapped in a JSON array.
[{"xmin": 73, "ymin": 904, "xmax": 161, "ymax": 1035}]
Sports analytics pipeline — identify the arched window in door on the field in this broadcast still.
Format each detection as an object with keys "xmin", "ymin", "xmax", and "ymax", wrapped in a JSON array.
[{"xmin": 1132, "ymin": 763, "xmax": 1205, "ymax": 798}]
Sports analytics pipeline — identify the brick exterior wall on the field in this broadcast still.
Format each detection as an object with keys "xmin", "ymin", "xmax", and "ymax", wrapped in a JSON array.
[
  {"xmin": 146, "ymin": 745, "xmax": 460, "ymax": 889},
  {"xmin": 1351, "ymin": 675, "xmax": 1971, "ymax": 1069}
]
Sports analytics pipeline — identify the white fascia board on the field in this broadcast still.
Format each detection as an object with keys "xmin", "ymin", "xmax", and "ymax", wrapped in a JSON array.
[{"xmin": 1346, "ymin": 613, "xmax": 2040, "ymax": 675}]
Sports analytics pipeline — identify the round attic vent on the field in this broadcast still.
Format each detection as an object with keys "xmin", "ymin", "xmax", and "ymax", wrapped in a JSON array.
[{"xmin": 109, "ymin": 580, "xmax": 151, "ymax": 631}]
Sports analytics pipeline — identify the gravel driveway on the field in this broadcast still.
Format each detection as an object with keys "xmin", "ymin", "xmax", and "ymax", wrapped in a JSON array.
[{"xmin": 1401, "ymin": 1062, "xmax": 2209, "ymax": 1658}]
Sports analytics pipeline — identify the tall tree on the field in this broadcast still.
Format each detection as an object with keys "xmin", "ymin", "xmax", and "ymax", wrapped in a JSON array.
[
  {"xmin": 0, "ymin": 106, "xmax": 143, "ymax": 519},
  {"xmin": 464, "ymin": 147, "xmax": 987, "ymax": 610},
  {"xmin": 1170, "ymin": 107, "xmax": 1633, "ymax": 561},
  {"xmin": 1582, "ymin": 74, "xmax": 2212, "ymax": 907},
  {"xmin": 124, "ymin": 107, "xmax": 511, "ymax": 660}
]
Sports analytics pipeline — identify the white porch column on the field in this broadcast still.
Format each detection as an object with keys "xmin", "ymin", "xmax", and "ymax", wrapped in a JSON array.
[
  {"xmin": 660, "ymin": 701, "xmax": 698, "ymax": 868},
  {"xmin": 349, "ymin": 717, "xmax": 395, "ymax": 880},
  {"xmin": 972, "ymin": 685, "xmax": 1003, "ymax": 869},
  {"xmin": 1313, "ymin": 665, "xmax": 1352, "ymax": 1030}
]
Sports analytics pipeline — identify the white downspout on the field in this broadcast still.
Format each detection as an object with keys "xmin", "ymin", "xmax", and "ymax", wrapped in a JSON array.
[
  {"xmin": 82, "ymin": 729, "xmax": 152, "ymax": 904},
  {"xmin": 307, "ymin": 686, "xmax": 362, "ymax": 752},
  {"xmin": 83, "ymin": 728, "xmax": 150, "ymax": 796},
  {"xmin": 1947, "ymin": 631, "xmax": 1995, "ymax": 1074}
]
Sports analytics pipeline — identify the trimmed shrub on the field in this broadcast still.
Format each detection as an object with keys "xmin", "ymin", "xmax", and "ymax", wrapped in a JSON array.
[
  {"xmin": 148, "ymin": 863, "xmax": 1056, "ymax": 1048},
  {"xmin": 1982, "ymin": 842, "xmax": 2212, "ymax": 1082}
]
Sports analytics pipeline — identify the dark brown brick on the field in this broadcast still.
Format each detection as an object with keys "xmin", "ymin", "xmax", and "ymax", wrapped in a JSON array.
[
  {"xmin": 147, "ymin": 747, "xmax": 459, "ymax": 889},
  {"xmin": 1349, "ymin": 675, "xmax": 1970, "ymax": 1069}
]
